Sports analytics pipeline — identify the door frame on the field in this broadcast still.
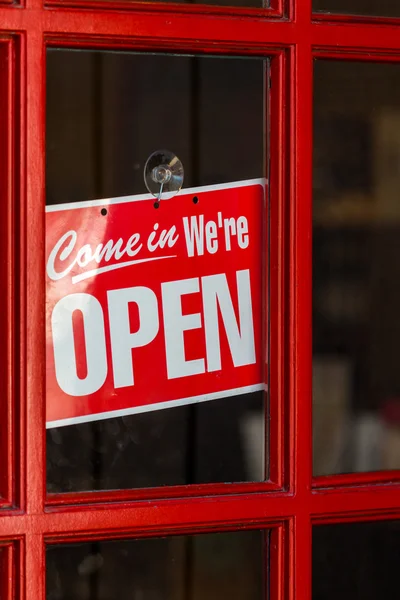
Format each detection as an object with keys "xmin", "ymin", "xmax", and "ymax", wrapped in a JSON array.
[{"xmin": 0, "ymin": 1, "xmax": 400, "ymax": 599}]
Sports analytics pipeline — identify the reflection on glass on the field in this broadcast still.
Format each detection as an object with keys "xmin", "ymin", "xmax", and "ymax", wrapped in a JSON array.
[
  {"xmin": 314, "ymin": 0, "xmax": 400, "ymax": 18},
  {"xmin": 46, "ymin": 531, "xmax": 266, "ymax": 600},
  {"xmin": 46, "ymin": 50, "xmax": 268, "ymax": 492},
  {"xmin": 313, "ymin": 521, "xmax": 400, "ymax": 600},
  {"xmin": 313, "ymin": 60, "xmax": 400, "ymax": 476}
]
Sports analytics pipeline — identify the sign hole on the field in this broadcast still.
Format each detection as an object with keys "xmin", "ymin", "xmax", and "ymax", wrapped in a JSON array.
[
  {"xmin": 101, "ymin": 208, "xmax": 107, "ymax": 216},
  {"xmin": 154, "ymin": 201, "xmax": 160, "ymax": 209},
  {"xmin": 193, "ymin": 196, "xmax": 199, "ymax": 204}
]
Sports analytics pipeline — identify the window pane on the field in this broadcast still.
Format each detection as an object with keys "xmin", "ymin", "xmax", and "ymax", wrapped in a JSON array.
[
  {"xmin": 313, "ymin": 60, "xmax": 400, "ymax": 476},
  {"xmin": 313, "ymin": 521, "xmax": 400, "ymax": 600},
  {"xmin": 314, "ymin": 0, "xmax": 400, "ymax": 18},
  {"xmin": 47, "ymin": 531, "xmax": 266, "ymax": 599},
  {"xmin": 46, "ymin": 50, "xmax": 268, "ymax": 493}
]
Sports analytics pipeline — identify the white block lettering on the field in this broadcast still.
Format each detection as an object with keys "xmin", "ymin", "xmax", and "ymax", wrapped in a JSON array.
[
  {"xmin": 108, "ymin": 286, "xmax": 159, "ymax": 388},
  {"xmin": 202, "ymin": 269, "xmax": 256, "ymax": 372},
  {"xmin": 205, "ymin": 220, "xmax": 218, "ymax": 254},
  {"xmin": 51, "ymin": 293, "xmax": 107, "ymax": 396},
  {"xmin": 236, "ymin": 216, "xmax": 249, "ymax": 249},
  {"xmin": 182, "ymin": 215, "xmax": 204, "ymax": 257},
  {"xmin": 162, "ymin": 278, "xmax": 205, "ymax": 379}
]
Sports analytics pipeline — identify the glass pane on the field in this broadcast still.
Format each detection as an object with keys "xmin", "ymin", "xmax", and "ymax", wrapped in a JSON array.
[
  {"xmin": 314, "ymin": 0, "xmax": 400, "ymax": 18},
  {"xmin": 313, "ymin": 60, "xmax": 400, "ymax": 476},
  {"xmin": 313, "ymin": 520, "xmax": 400, "ymax": 600},
  {"xmin": 46, "ymin": 50, "xmax": 268, "ymax": 493},
  {"xmin": 47, "ymin": 531, "xmax": 266, "ymax": 599}
]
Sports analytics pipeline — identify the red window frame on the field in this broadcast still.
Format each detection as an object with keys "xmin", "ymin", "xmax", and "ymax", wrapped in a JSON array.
[{"xmin": 0, "ymin": 0, "xmax": 400, "ymax": 598}]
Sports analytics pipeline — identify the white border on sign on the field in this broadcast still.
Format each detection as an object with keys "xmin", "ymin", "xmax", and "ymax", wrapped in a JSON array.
[
  {"xmin": 45, "ymin": 178, "xmax": 267, "ymax": 212},
  {"xmin": 46, "ymin": 383, "xmax": 266, "ymax": 429}
]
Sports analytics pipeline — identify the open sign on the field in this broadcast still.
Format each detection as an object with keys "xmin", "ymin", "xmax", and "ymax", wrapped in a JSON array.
[{"xmin": 46, "ymin": 180, "xmax": 266, "ymax": 428}]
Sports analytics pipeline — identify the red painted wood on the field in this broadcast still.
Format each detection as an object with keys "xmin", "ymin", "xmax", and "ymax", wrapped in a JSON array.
[
  {"xmin": 0, "ymin": 495, "xmax": 291, "ymax": 538},
  {"xmin": 269, "ymin": 526, "xmax": 286, "ymax": 600},
  {"xmin": 311, "ymin": 22, "xmax": 400, "ymax": 50},
  {"xmin": 45, "ymin": 0, "xmax": 284, "ymax": 20},
  {"xmin": 24, "ymin": 28, "xmax": 46, "ymax": 515},
  {"xmin": 0, "ymin": 543, "xmax": 21, "ymax": 600},
  {"xmin": 268, "ymin": 51, "xmax": 290, "ymax": 489},
  {"xmin": 46, "ymin": 481, "xmax": 283, "ymax": 507},
  {"xmin": 0, "ymin": 3, "xmax": 400, "ymax": 600},
  {"xmin": 312, "ymin": 484, "xmax": 400, "ymax": 522},
  {"xmin": 0, "ymin": 39, "xmax": 15, "ymax": 509},
  {"xmin": 291, "ymin": 2, "xmax": 313, "ymax": 598},
  {"xmin": 1, "ymin": 482, "xmax": 400, "ymax": 539},
  {"xmin": 0, "ymin": 9, "xmax": 297, "ymax": 46},
  {"xmin": 0, "ymin": 8, "xmax": 399, "ymax": 51},
  {"xmin": 25, "ymin": 535, "xmax": 45, "ymax": 600},
  {"xmin": 313, "ymin": 470, "xmax": 400, "ymax": 489}
]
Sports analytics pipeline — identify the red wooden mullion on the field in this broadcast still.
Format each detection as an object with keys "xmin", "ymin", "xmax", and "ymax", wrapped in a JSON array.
[
  {"xmin": 0, "ymin": 8, "xmax": 297, "ymax": 45},
  {"xmin": 291, "ymin": 3, "xmax": 313, "ymax": 600},
  {"xmin": 268, "ymin": 49, "xmax": 290, "ymax": 490},
  {"xmin": 19, "ymin": 17, "xmax": 48, "ymax": 598},
  {"xmin": 25, "ymin": 535, "xmax": 45, "ymax": 600},
  {"xmin": 23, "ymin": 23, "xmax": 46, "ymax": 517},
  {"xmin": 312, "ymin": 485, "xmax": 400, "ymax": 523},
  {"xmin": 1, "ymin": 484, "xmax": 399, "ymax": 540},
  {"xmin": 269, "ymin": 524, "xmax": 287, "ymax": 600},
  {"xmin": 46, "ymin": 483, "xmax": 284, "ymax": 508},
  {"xmin": 0, "ymin": 8, "xmax": 400, "ymax": 50},
  {"xmin": 0, "ymin": 494, "xmax": 294, "ymax": 539},
  {"xmin": 311, "ymin": 21, "xmax": 400, "ymax": 50},
  {"xmin": 45, "ymin": 0, "xmax": 284, "ymax": 20}
]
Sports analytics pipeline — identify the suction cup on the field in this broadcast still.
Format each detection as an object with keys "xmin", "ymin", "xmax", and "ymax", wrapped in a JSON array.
[{"xmin": 144, "ymin": 150, "xmax": 184, "ymax": 201}]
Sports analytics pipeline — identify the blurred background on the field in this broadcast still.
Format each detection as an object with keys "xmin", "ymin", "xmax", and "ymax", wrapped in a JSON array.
[
  {"xmin": 314, "ymin": 0, "xmax": 400, "ymax": 18},
  {"xmin": 46, "ymin": 531, "xmax": 265, "ymax": 600},
  {"xmin": 313, "ymin": 60, "xmax": 400, "ymax": 477}
]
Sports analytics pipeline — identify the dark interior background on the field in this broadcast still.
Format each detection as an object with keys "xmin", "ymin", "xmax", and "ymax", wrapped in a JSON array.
[
  {"xmin": 313, "ymin": 60, "xmax": 400, "ymax": 477},
  {"xmin": 313, "ymin": 521, "xmax": 400, "ymax": 600},
  {"xmin": 46, "ymin": 531, "xmax": 265, "ymax": 600},
  {"xmin": 313, "ymin": 0, "xmax": 400, "ymax": 17}
]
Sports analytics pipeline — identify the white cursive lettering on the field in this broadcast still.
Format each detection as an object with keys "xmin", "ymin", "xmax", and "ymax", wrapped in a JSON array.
[{"xmin": 47, "ymin": 229, "xmax": 146, "ymax": 283}]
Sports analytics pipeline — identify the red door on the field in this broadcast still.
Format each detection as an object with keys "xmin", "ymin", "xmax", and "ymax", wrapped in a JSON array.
[{"xmin": 0, "ymin": 0, "xmax": 399, "ymax": 598}]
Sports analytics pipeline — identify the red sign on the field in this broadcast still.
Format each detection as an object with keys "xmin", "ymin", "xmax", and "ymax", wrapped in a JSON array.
[{"xmin": 46, "ymin": 180, "xmax": 267, "ymax": 428}]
